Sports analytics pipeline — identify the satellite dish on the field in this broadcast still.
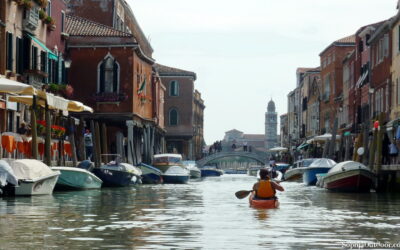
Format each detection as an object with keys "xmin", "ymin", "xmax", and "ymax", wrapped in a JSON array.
[{"xmin": 357, "ymin": 147, "xmax": 365, "ymax": 156}]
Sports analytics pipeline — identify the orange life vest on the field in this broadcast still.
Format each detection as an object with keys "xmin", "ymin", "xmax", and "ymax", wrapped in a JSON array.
[{"xmin": 256, "ymin": 180, "xmax": 275, "ymax": 198}]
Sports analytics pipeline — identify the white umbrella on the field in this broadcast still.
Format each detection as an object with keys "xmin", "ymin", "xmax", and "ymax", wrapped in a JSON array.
[
  {"xmin": 314, "ymin": 133, "xmax": 341, "ymax": 142},
  {"xmin": 0, "ymin": 77, "xmax": 46, "ymax": 98},
  {"xmin": 269, "ymin": 147, "xmax": 288, "ymax": 152}
]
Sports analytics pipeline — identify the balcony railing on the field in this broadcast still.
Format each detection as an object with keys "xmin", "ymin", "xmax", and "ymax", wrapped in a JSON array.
[{"xmin": 92, "ymin": 92, "xmax": 128, "ymax": 102}]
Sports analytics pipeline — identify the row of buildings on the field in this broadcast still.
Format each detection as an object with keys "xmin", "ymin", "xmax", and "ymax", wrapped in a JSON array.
[
  {"xmin": 0, "ymin": 0, "xmax": 205, "ymax": 163},
  {"xmin": 280, "ymin": 2, "xmax": 400, "ymax": 153}
]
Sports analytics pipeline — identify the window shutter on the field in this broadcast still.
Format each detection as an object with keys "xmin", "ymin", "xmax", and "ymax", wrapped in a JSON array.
[
  {"xmin": 113, "ymin": 60, "xmax": 118, "ymax": 92},
  {"xmin": 99, "ymin": 61, "xmax": 105, "ymax": 93},
  {"xmin": 23, "ymin": 36, "xmax": 31, "ymax": 71},
  {"xmin": 6, "ymin": 32, "xmax": 13, "ymax": 71},
  {"xmin": 16, "ymin": 37, "xmax": 21, "ymax": 74}
]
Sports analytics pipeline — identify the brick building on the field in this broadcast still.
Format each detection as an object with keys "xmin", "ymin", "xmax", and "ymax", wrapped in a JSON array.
[
  {"xmin": 66, "ymin": 14, "xmax": 165, "ymax": 164},
  {"xmin": 319, "ymin": 35, "xmax": 355, "ymax": 133},
  {"xmin": 369, "ymin": 19, "xmax": 392, "ymax": 121},
  {"xmin": 193, "ymin": 90, "xmax": 205, "ymax": 160},
  {"xmin": 155, "ymin": 63, "xmax": 204, "ymax": 160}
]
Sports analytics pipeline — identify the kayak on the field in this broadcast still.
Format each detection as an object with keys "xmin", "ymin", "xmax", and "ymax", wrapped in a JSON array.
[{"xmin": 249, "ymin": 192, "xmax": 279, "ymax": 209}]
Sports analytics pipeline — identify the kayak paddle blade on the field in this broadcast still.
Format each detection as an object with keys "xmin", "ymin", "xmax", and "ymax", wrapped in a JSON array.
[{"xmin": 235, "ymin": 190, "xmax": 252, "ymax": 199}]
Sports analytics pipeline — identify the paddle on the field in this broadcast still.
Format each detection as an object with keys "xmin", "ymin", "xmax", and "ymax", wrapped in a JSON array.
[
  {"xmin": 235, "ymin": 190, "xmax": 253, "ymax": 199},
  {"xmin": 235, "ymin": 178, "xmax": 287, "ymax": 199}
]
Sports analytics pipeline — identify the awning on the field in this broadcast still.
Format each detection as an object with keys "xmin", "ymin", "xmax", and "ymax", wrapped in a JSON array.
[
  {"xmin": 0, "ymin": 77, "xmax": 47, "ymax": 98},
  {"xmin": 8, "ymin": 95, "xmax": 93, "ymax": 113},
  {"xmin": 27, "ymin": 34, "xmax": 58, "ymax": 60},
  {"xmin": 297, "ymin": 142, "xmax": 310, "ymax": 150}
]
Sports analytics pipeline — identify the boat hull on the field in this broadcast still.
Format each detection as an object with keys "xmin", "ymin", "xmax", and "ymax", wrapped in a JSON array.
[
  {"xmin": 189, "ymin": 169, "xmax": 201, "ymax": 179},
  {"xmin": 141, "ymin": 173, "xmax": 163, "ymax": 184},
  {"xmin": 303, "ymin": 167, "xmax": 330, "ymax": 186},
  {"xmin": 249, "ymin": 193, "xmax": 279, "ymax": 209},
  {"xmin": 323, "ymin": 169, "xmax": 376, "ymax": 192},
  {"xmin": 283, "ymin": 168, "xmax": 304, "ymax": 181},
  {"xmin": 14, "ymin": 172, "xmax": 60, "ymax": 196},
  {"xmin": 52, "ymin": 167, "xmax": 102, "ymax": 190},
  {"xmin": 201, "ymin": 169, "xmax": 223, "ymax": 177},
  {"xmin": 162, "ymin": 175, "xmax": 189, "ymax": 184},
  {"xmin": 92, "ymin": 168, "xmax": 134, "ymax": 187}
]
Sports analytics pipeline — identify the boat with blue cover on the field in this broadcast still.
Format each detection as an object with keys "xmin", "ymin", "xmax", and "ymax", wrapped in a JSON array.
[
  {"xmin": 137, "ymin": 163, "xmax": 163, "ymax": 184},
  {"xmin": 200, "ymin": 166, "xmax": 223, "ymax": 177},
  {"xmin": 303, "ymin": 158, "xmax": 336, "ymax": 186}
]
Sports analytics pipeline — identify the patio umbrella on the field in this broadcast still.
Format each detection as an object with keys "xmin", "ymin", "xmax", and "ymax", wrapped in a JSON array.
[
  {"xmin": 269, "ymin": 147, "xmax": 288, "ymax": 152},
  {"xmin": 314, "ymin": 133, "xmax": 341, "ymax": 142}
]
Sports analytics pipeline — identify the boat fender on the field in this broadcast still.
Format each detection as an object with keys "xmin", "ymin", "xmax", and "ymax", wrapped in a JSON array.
[{"xmin": 85, "ymin": 176, "xmax": 93, "ymax": 184}]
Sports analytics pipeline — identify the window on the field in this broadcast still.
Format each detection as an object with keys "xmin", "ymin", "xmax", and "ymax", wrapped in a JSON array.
[
  {"xmin": 16, "ymin": 37, "xmax": 23, "ymax": 74},
  {"xmin": 169, "ymin": 80, "xmax": 179, "ymax": 96},
  {"xmin": 358, "ymin": 40, "xmax": 363, "ymax": 53},
  {"xmin": 384, "ymin": 33, "xmax": 389, "ymax": 58},
  {"xmin": 398, "ymin": 26, "xmax": 400, "ymax": 52},
  {"xmin": 169, "ymin": 108, "xmax": 178, "ymax": 126},
  {"xmin": 98, "ymin": 54, "xmax": 120, "ymax": 93},
  {"xmin": 31, "ymin": 46, "xmax": 38, "ymax": 70},
  {"xmin": 46, "ymin": 0, "xmax": 51, "ymax": 17},
  {"xmin": 40, "ymin": 51, "xmax": 47, "ymax": 73},
  {"xmin": 324, "ymin": 74, "xmax": 330, "ymax": 100},
  {"xmin": 6, "ymin": 32, "xmax": 13, "ymax": 71},
  {"xmin": 61, "ymin": 11, "xmax": 65, "ymax": 33}
]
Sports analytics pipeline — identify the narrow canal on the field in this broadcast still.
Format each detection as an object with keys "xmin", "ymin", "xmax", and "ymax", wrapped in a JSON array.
[{"xmin": 1, "ymin": 175, "xmax": 400, "ymax": 249}]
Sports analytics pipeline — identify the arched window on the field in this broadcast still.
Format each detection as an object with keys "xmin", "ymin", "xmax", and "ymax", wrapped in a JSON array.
[
  {"xmin": 169, "ymin": 108, "xmax": 178, "ymax": 126},
  {"xmin": 169, "ymin": 80, "xmax": 179, "ymax": 96},
  {"xmin": 98, "ymin": 53, "xmax": 120, "ymax": 93}
]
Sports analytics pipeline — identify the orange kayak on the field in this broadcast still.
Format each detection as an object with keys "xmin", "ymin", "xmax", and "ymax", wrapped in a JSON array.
[{"xmin": 249, "ymin": 192, "xmax": 279, "ymax": 209}]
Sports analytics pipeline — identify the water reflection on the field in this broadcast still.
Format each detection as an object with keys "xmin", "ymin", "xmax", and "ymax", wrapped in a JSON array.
[{"xmin": 1, "ymin": 175, "xmax": 400, "ymax": 249}]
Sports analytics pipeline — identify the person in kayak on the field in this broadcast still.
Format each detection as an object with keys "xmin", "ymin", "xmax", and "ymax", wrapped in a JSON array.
[{"xmin": 252, "ymin": 168, "xmax": 284, "ymax": 199}]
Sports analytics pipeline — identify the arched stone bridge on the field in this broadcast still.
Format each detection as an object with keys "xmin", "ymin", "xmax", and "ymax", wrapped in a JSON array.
[{"xmin": 196, "ymin": 151, "xmax": 266, "ymax": 168}]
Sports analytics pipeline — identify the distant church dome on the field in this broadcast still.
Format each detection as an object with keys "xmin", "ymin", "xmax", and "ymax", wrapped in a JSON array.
[{"xmin": 267, "ymin": 99, "xmax": 276, "ymax": 112}]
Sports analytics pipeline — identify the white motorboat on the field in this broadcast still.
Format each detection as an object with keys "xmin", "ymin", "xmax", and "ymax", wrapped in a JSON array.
[
  {"xmin": 183, "ymin": 160, "xmax": 201, "ymax": 179},
  {"xmin": 162, "ymin": 165, "xmax": 190, "ymax": 184},
  {"xmin": 51, "ymin": 166, "xmax": 103, "ymax": 190},
  {"xmin": 9, "ymin": 159, "xmax": 60, "ymax": 196}
]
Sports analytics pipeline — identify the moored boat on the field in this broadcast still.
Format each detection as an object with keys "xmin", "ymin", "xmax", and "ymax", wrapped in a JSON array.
[
  {"xmin": 183, "ymin": 160, "xmax": 201, "ymax": 179},
  {"xmin": 4, "ymin": 159, "xmax": 60, "ymax": 196},
  {"xmin": 274, "ymin": 163, "xmax": 291, "ymax": 174},
  {"xmin": 92, "ymin": 163, "xmax": 135, "ymax": 187},
  {"xmin": 247, "ymin": 165, "xmax": 263, "ymax": 176},
  {"xmin": 283, "ymin": 159, "xmax": 316, "ymax": 181},
  {"xmin": 200, "ymin": 166, "xmax": 223, "ymax": 177},
  {"xmin": 162, "ymin": 165, "xmax": 190, "ymax": 184},
  {"xmin": 319, "ymin": 161, "xmax": 377, "ymax": 192},
  {"xmin": 138, "ymin": 163, "xmax": 163, "ymax": 184},
  {"xmin": 303, "ymin": 158, "xmax": 336, "ymax": 186},
  {"xmin": 51, "ymin": 166, "xmax": 103, "ymax": 190},
  {"xmin": 153, "ymin": 154, "xmax": 183, "ymax": 173},
  {"xmin": 248, "ymin": 192, "xmax": 279, "ymax": 209}
]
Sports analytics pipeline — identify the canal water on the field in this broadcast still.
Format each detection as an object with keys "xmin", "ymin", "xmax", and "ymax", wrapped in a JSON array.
[{"xmin": 1, "ymin": 175, "xmax": 400, "ymax": 249}]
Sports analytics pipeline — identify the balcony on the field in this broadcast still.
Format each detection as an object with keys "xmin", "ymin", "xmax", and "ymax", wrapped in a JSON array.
[
  {"xmin": 92, "ymin": 92, "xmax": 128, "ymax": 103},
  {"xmin": 23, "ymin": 7, "xmax": 39, "ymax": 33}
]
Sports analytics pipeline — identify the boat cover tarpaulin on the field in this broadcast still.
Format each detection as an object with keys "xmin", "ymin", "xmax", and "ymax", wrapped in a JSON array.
[
  {"xmin": 10, "ymin": 159, "xmax": 54, "ymax": 180},
  {"xmin": 0, "ymin": 160, "xmax": 18, "ymax": 186}
]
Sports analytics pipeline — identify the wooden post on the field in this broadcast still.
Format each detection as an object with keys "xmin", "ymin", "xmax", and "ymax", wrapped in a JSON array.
[
  {"xmin": 338, "ymin": 132, "xmax": 344, "ymax": 162},
  {"xmin": 362, "ymin": 121, "xmax": 369, "ymax": 165},
  {"xmin": 31, "ymin": 96, "xmax": 38, "ymax": 159},
  {"xmin": 376, "ymin": 112, "xmax": 385, "ymax": 172},
  {"xmin": 90, "ymin": 120, "xmax": 98, "ymax": 167},
  {"xmin": 77, "ymin": 117, "xmax": 86, "ymax": 161},
  {"xmin": 44, "ymin": 104, "xmax": 52, "ymax": 166},
  {"xmin": 101, "ymin": 123, "xmax": 108, "ymax": 163},
  {"xmin": 143, "ymin": 126, "xmax": 148, "ymax": 164},
  {"xmin": 329, "ymin": 117, "xmax": 338, "ymax": 160},
  {"xmin": 69, "ymin": 118, "xmax": 78, "ymax": 167},
  {"xmin": 353, "ymin": 132, "xmax": 363, "ymax": 162},
  {"xmin": 322, "ymin": 140, "xmax": 330, "ymax": 158},
  {"xmin": 95, "ymin": 121, "xmax": 101, "ymax": 166},
  {"xmin": 344, "ymin": 135, "xmax": 350, "ymax": 160},
  {"xmin": 369, "ymin": 125, "xmax": 378, "ymax": 171}
]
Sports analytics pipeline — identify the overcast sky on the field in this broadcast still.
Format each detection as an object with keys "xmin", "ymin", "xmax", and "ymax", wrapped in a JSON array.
[{"xmin": 127, "ymin": 0, "xmax": 397, "ymax": 144}]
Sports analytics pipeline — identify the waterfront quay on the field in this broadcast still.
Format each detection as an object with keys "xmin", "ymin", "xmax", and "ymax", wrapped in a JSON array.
[{"xmin": 1, "ymin": 175, "xmax": 400, "ymax": 249}]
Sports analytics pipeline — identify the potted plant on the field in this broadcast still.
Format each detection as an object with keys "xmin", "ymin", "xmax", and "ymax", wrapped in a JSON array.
[
  {"xmin": 39, "ymin": 9, "xmax": 46, "ymax": 20},
  {"xmin": 23, "ymin": 0, "xmax": 33, "ymax": 9},
  {"xmin": 37, "ymin": 120, "xmax": 46, "ymax": 135},
  {"xmin": 51, "ymin": 125, "xmax": 66, "ymax": 138},
  {"xmin": 34, "ymin": 0, "xmax": 47, "ymax": 8}
]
